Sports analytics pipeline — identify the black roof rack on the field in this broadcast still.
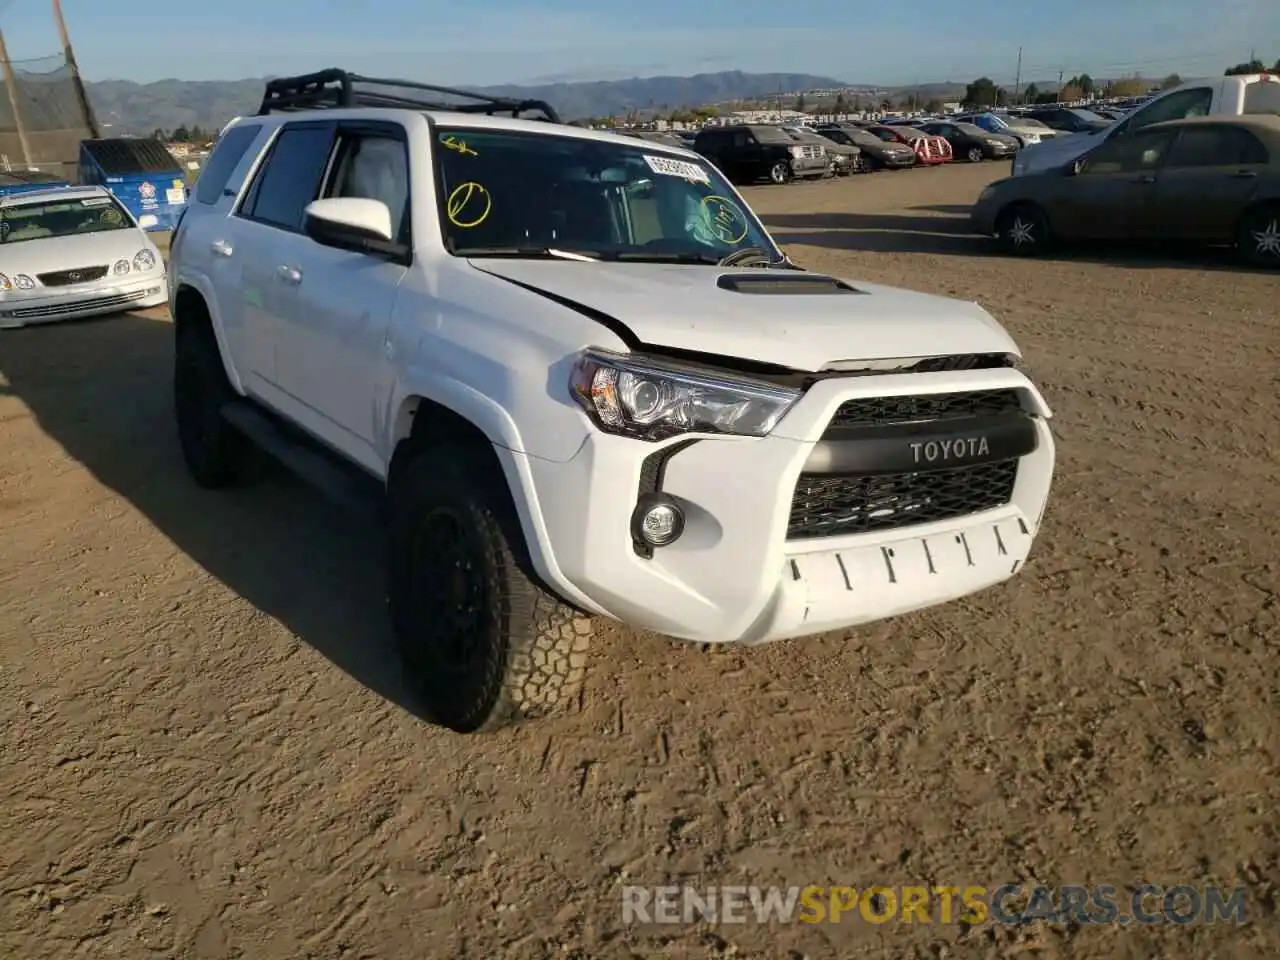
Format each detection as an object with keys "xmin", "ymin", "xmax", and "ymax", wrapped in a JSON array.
[{"xmin": 255, "ymin": 68, "xmax": 561, "ymax": 123}]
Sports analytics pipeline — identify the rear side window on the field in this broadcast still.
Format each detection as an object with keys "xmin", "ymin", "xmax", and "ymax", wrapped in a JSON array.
[
  {"xmin": 195, "ymin": 125, "xmax": 261, "ymax": 205},
  {"xmin": 1166, "ymin": 126, "xmax": 1269, "ymax": 167},
  {"xmin": 239, "ymin": 123, "xmax": 335, "ymax": 232}
]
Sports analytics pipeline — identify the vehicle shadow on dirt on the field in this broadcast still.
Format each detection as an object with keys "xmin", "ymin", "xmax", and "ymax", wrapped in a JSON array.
[
  {"xmin": 0, "ymin": 311, "xmax": 420, "ymax": 716},
  {"xmin": 763, "ymin": 211, "xmax": 1269, "ymax": 273}
]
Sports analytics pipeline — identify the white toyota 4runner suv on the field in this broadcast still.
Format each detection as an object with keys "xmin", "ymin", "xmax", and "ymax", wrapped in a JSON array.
[{"xmin": 169, "ymin": 70, "xmax": 1056, "ymax": 733}]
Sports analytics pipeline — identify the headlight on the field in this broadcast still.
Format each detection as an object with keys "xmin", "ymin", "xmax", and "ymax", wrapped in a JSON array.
[
  {"xmin": 788, "ymin": 145, "xmax": 804, "ymax": 159},
  {"xmin": 133, "ymin": 248, "xmax": 157, "ymax": 271},
  {"xmin": 0, "ymin": 273, "xmax": 10, "ymax": 291},
  {"xmin": 113, "ymin": 259, "xmax": 131, "ymax": 275},
  {"xmin": 14, "ymin": 274, "xmax": 34, "ymax": 289},
  {"xmin": 570, "ymin": 349, "xmax": 800, "ymax": 441}
]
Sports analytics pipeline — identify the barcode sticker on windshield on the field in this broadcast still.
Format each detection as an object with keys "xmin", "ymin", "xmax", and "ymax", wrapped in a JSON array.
[
  {"xmin": 643, "ymin": 154, "xmax": 710, "ymax": 183},
  {"xmin": 80, "ymin": 197, "xmax": 112, "ymax": 206}
]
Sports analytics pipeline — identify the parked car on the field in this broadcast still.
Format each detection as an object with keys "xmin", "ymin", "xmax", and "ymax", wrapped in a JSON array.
[
  {"xmin": 623, "ymin": 130, "xmax": 685, "ymax": 149},
  {"xmin": 959, "ymin": 112, "xmax": 1056, "ymax": 148},
  {"xmin": 0, "ymin": 185, "xmax": 168, "ymax": 330},
  {"xmin": 169, "ymin": 68, "xmax": 1057, "ymax": 733},
  {"xmin": 866, "ymin": 125, "xmax": 954, "ymax": 165},
  {"xmin": 783, "ymin": 126, "xmax": 860, "ymax": 175},
  {"xmin": 1013, "ymin": 73, "xmax": 1280, "ymax": 177},
  {"xmin": 918, "ymin": 121, "xmax": 1019, "ymax": 162},
  {"xmin": 693, "ymin": 124, "xmax": 828, "ymax": 184},
  {"xmin": 815, "ymin": 123, "xmax": 917, "ymax": 169},
  {"xmin": 970, "ymin": 114, "xmax": 1280, "ymax": 267},
  {"xmin": 1023, "ymin": 107, "xmax": 1112, "ymax": 135}
]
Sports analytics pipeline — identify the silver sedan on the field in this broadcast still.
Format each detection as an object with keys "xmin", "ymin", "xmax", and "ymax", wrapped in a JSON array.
[{"xmin": 0, "ymin": 185, "xmax": 168, "ymax": 329}]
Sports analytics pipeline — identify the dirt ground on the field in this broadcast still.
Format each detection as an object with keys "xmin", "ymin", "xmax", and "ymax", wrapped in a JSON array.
[{"xmin": 1, "ymin": 161, "xmax": 1277, "ymax": 960}]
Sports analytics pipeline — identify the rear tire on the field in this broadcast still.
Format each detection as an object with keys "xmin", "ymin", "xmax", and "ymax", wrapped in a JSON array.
[
  {"xmin": 1237, "ymin": 204, "xmax": 1280, "ymax": 268},
  {"xmin": 173, "ymin": 324, "xmax": 254, "ymax": 488},
  {"xmin": 995, "ymin": 203, "xmax": 1050, "ymax": 256},
  {"xmin": 387, "ymin": 446, "xmax": 593, "ymax": 733}
]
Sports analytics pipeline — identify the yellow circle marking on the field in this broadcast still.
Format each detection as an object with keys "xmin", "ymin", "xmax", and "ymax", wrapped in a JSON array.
[
  {"xmin": 701, "ymin": 195, "xmax": 749, "ymax": 245},
  {"xmin": 446, "ymin": 182, "xmax": 491, "ymax": 229},
  {"xmin": 100, "ymin": 208, "xmax": 123, "ymax": 225}
]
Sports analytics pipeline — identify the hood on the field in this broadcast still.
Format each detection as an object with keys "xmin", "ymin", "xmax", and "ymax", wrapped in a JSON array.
[
  {"xmin": 1011, "ymin": 128, "xmax": 1099, "ymax": 175},
  {"xmin": 0, "ymin": 228, "xmax": 154, "ymax": 277},
  {"xmin": 469, "ymin": 260, "xmax": 1019, "ymax": 371}
]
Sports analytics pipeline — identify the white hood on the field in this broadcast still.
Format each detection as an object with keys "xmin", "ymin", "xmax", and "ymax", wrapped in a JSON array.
[
  {"xmin": 470, "ymin": 260, "xmax": 1019, "ymax": 371},
  {"xmin": 0, "ymin": 228, "xmax": 155, "ymax": 278}
]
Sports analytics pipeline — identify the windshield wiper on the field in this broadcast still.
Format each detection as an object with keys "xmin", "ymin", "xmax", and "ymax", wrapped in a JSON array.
[
  {"xmin": 452, "ymin": 246, "xmax": 600, "ymax": 261},
  {"xmin": 603, "ymin": 251, "xmax": 722, "ymax": 264}
]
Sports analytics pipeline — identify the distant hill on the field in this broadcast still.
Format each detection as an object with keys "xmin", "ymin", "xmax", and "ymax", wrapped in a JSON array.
[{"xmin": 83, "ymin": 70, "xmax": 860, "ymax": 133}]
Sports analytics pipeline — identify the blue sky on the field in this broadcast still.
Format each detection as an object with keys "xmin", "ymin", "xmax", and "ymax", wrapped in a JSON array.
[{"xmin": 0, "ymin": 0, "xmax": 1277, "ymax": 86}]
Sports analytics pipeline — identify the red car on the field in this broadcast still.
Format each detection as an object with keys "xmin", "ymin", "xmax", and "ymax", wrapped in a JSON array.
[{"xmin": 866, "ymin": 125, "xmax": 953, "ymax": 165}]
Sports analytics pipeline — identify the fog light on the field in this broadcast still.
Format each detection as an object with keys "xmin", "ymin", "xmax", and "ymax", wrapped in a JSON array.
[{"xmin": 631, "ymin": 493, "xmax": 685, "ymax": 548}]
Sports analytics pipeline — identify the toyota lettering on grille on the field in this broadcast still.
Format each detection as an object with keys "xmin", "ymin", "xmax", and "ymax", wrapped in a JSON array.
[{"xmin": 911, "ymin": 436, "xmax": 990, "ymax": 464}]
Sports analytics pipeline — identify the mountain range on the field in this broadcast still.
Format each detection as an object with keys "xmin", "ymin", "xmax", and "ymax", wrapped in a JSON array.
[{"xmin": 81, "ymin": 71, "xmax": 974, "ymax": 134}]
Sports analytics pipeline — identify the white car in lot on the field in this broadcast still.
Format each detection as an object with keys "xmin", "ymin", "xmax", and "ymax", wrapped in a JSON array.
[
  {"xmin": 0, "ymin": 185, "xmax": 168, "ymax": 329},
  {"xmin": 168, "ymin": 69, "xmax": 1056, "ymax": 733}
]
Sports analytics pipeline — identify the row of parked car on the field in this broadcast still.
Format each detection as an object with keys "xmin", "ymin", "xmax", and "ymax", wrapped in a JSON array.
[{"xmin": 616, "ymin": 114, "xmax": 1031, "ymax": 185}]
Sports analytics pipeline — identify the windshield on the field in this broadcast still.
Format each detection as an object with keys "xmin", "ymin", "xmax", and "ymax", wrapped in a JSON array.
[
  {"xmin": 434, "ymin": 127, "xmax": 779, "ymax": 263},
  {"xmin": 983, "ymin": 114, "xmax": 1012, "ymax": 131},
  {"xmin": 0, "ymin": 194, "xmax": 132, "ymax": 244}
]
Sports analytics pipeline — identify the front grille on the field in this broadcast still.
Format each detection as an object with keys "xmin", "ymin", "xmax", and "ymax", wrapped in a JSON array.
[
  {"xmin": 797, "ymin": 144, "xmax": 823, "ymax": 160},
  {"xmin": 6, "ymin": 288, "xmax": 156, "ymax": 320},
  {"xmin": 38, "ymin": 265, "xmax": 109, "ymax": 287},
  {"xmin": 827, "ymin": 388, "xmax": 1022, "ymax": 430},
  {"xmin": 788, "ymin": 459, "xmax": 1018, "ymax": 540}
]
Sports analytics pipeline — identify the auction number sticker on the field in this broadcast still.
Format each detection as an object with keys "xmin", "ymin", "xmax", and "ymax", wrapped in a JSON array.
[
  {"xmin": 166, "ymin": 187, "xmax": 186, "ymax": 205},
  {"xmin": 643, "ymin": 154, "xmax": 710, "ymax": 183}
]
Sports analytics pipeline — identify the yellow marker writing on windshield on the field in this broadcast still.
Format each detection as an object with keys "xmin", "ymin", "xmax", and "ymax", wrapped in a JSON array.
[
  {"xmin": 442, "ymin": 135, "xmax": 479, "ymax": 157},
  {"xmin": 701, "ymin": 195, "xmax": 749, "ymax": 245},
  {"xmin": 447, "ymin": 182, "xmax": 491, "ymax": 228}
]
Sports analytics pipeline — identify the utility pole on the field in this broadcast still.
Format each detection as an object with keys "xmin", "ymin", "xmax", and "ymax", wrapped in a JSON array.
[
  {"xmin": 1013, "ymin": 46, "xmax": 1023, "ymax": 104},
  {"xmin": 1058, "ymin": 69, "xmax": 1064, "ymax": 99},
  {"xmin": 52, "ymin": 0, "xmax": 100, "ymax": 137},
  {"xmin": 0, "ymin": 29, "xmax": 33, "ymax": 166}
]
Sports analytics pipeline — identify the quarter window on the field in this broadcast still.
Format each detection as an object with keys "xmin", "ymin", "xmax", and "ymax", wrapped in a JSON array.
[{"xmin": 195, "ymin": 124, "xmax": 261, "ymax": 205}]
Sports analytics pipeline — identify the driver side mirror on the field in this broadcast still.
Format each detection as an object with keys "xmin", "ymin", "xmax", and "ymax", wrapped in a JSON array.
[{"xmin": 303, "ymin": 197, "xmax": 409, "ymax": 262}]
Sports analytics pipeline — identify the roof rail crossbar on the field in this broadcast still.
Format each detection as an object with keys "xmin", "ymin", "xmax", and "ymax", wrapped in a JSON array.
[{"xmin": 255, "ymin": 68, "xmax": 561, "ymax": 123}]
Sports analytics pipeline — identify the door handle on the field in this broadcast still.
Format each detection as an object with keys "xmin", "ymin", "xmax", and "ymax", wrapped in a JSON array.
[
  {"xmin": 276, "ymin": 265, "xmax": 303, "ymax": 285},
  {"xmin": 1229, "ymin": 170, "xmax": 1257, "ymax": 179},
  {"xmin": 210, "ymin": 239, "xmax": 233, "ymax": 257}
]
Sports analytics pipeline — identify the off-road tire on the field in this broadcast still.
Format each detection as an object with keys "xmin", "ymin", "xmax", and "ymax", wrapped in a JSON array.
[
  {"xmin": 768, "ymin": 161, "xmax": 792, "ymax": 184},
  {"xmin": 387, "ymin": 446, "xmax": 592, "ymax": 733},
  {"xmin": 995, "ymin": 203, "xmax": 1050, "ymax": 257},
  {"xmin": 173, "ymin": 324, "xmax": 254, "ymax": 488},
  {"xmin": 1237, "ymin": 204, "xmax": 1280, "ymax": 268}
]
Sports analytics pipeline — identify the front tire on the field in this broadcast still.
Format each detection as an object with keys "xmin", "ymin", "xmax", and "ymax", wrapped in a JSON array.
[
  {"xmin": 769, "ymin": 160, "xmax": 792, "ymax": 184},
  {"xmin": 1237, "ymin": 205, "xmax": 1280, "ymax": 268},
  {"xmin": 995, "ymin": 203, "xmax": 1050, "ymax": 256},
  {"xmin": 387, "ymin": 446, "xmax": 593, "ymax": 733},
  {"xmin": 173, "ymin": 324, "xmax": 253, "ymax": 488},
  {"xmin": 966, "ymin": 145, "xmax": 985, "ymax": 163}
]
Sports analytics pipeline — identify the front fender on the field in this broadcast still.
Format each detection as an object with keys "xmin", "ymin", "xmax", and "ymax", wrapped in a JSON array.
[{"xmin": 381, "ymin": 372, "xmax": 597, "ymax": 614}]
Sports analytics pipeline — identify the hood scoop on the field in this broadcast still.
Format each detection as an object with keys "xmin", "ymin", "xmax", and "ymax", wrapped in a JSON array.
[{"xmin": 716, "ymin": 273, "xmax": 865, "ymax": 295}]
